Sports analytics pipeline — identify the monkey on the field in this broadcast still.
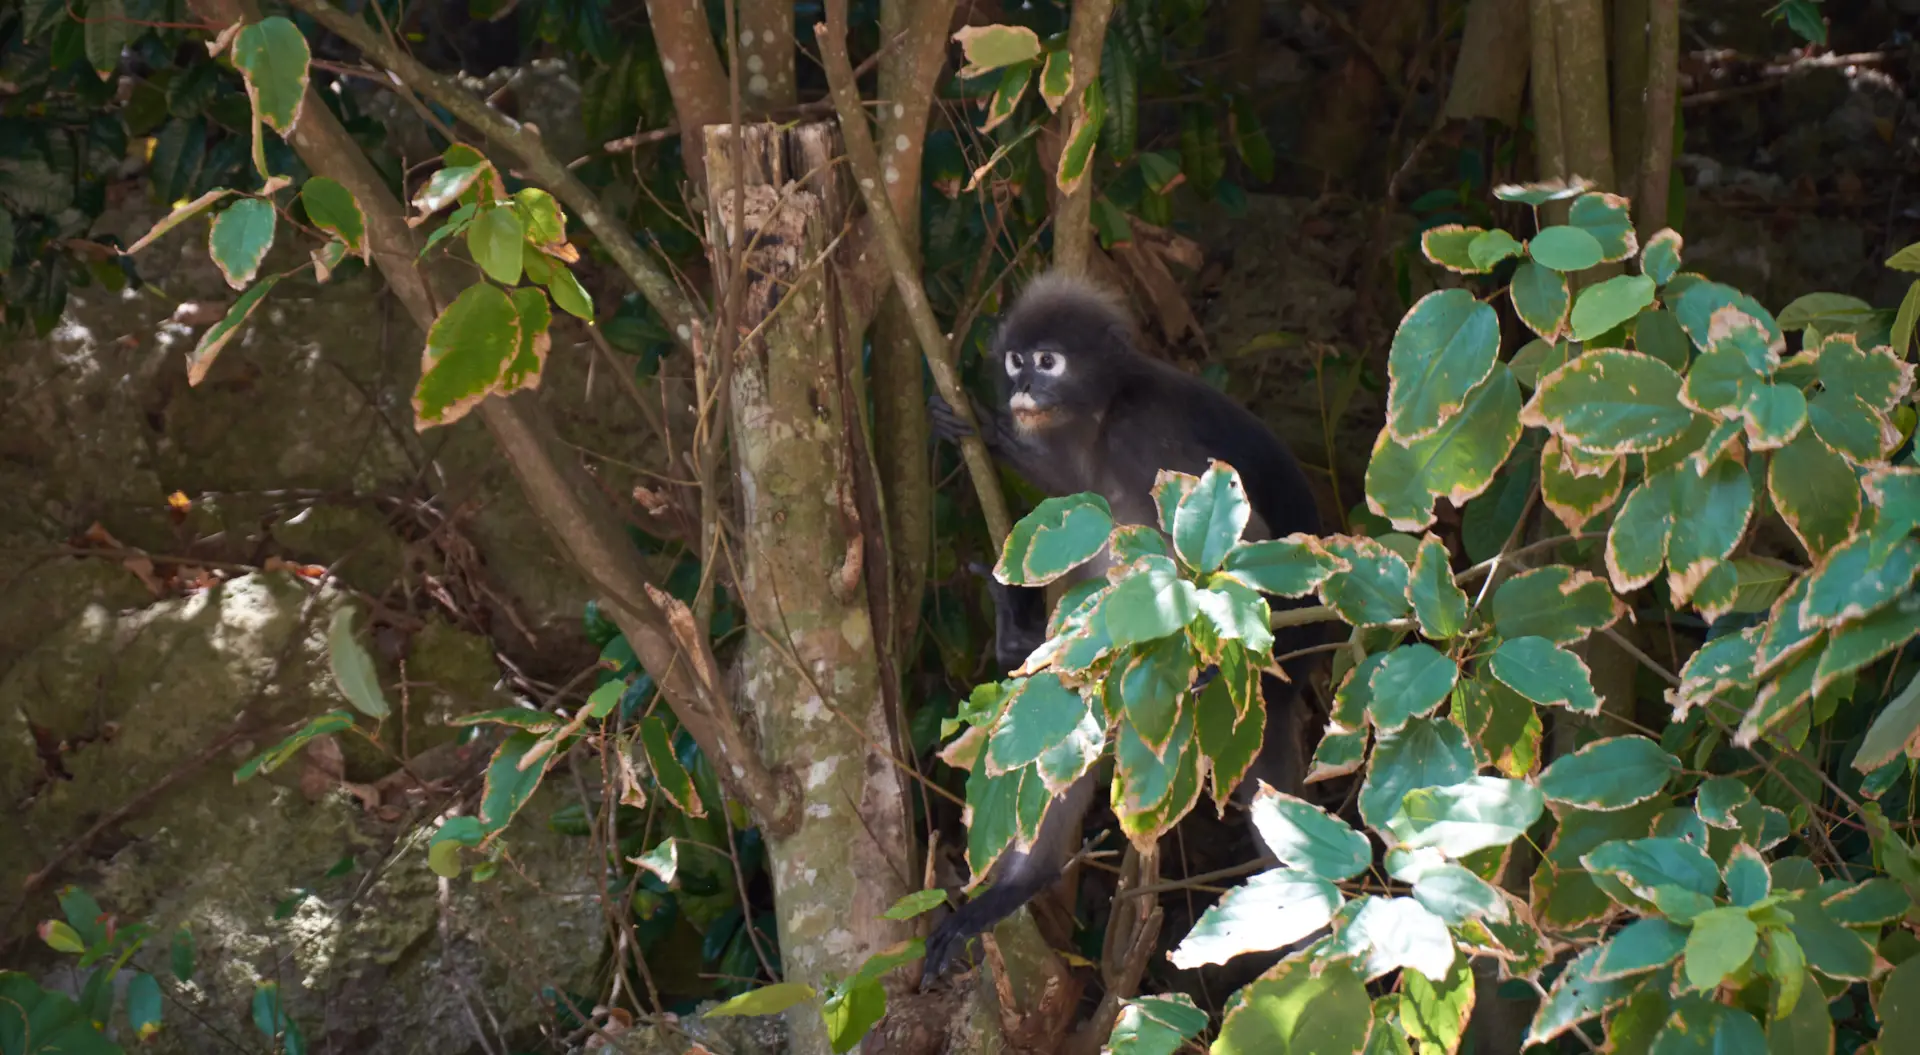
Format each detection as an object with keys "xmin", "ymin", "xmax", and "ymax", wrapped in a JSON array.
[{"xmin": 920, "ymin": 270, "xmax": 1328, "ymax": 985}]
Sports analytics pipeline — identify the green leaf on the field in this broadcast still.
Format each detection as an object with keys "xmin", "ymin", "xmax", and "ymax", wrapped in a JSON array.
[
  {"xmin": 1769, "ymin": 431, "xmax": 1860, "ymax": 560},
  {"xmin": 1469, "ymin": 229, "xmax": 1524, "ymax": 270},
  {"xmin": 1494, "ymin": 177, "xmax": 1592, "ymax": 205},
  {"xmin": 1541, "ymin": 435, "xmax": 1625, "ymax": 533},
  {"xmin": 1511, "ymin": 260, "xmax": 1571, "ymax": 340},
  {"xmin": 1037, "ymin": 47, "xmax": 1073, "ymax": 111},
  {"xmin": 1317, "ymin": 536, "xmax": 1414, "ymax": 626},
  {"xmin": 1569, "ymin": 192, "xmax": 1637, "ymax": 262},
  {"xmin": 122, "ymin": 188, "xmax": 232, "ymax": 256},
  {"xmin": 1220, "ymin": 536, "xmax": 1343, "ymax": 597},
  {"xmin": 1723, "ymin": 844, "xmax": 1770, "ymax": 907},
  {"xmin": 1780, "ymin": 893, "xmax": 1877, "ymax": 981},
  {"xmin": 823, "ymin": 977, "xmax": 886, "ymax": 1054},
  {"xmin": 1359, "ymin": 718, "xmax": 1474, "ymax": 829},
  {"xmin": 1675, "ymin": 280, "xmax": 1783, "ymax": 353},
  {"xmin": 414, "ymin": 283, "xmax": 522, "ymax": 428},
  {"xmin": 296, "ymin": 177, "xmax": 366, "ymax": 256},
  {"xmin": 1800, "ymin": 531, "xmax": 1920, "ymax": 631},
  {"xmin": 1642, "ymin": 228, "xmax": 1683, "ymax": 284},
  {"xmin": 1173, "ymin": 461, "xmax": 1252, "ymax": 572},
  {"xmin": 1571, "ymin": 274, "xmax": 1660, "ymax": 342},
  {"xmin": 1104, "ymin": 554, "xmax": 1199, "ymax": 647},
  {"xmin": 1491, "ymin": 565, "xmax": 1621, "ymax": 645},
  {"xmin": 1385, "ymin": 775, "xmax": 1544, "ymax": 857},
  {"xmin": 83, "ymin": 0, "xmax": 130, "ymax": 80},
  {"xmin": 951, "ymin": 23, "xmax": 1043, "ymax": 78},
  {"xmin": 1582, "ymin": 837, "xmax": 1721, "ymax": 902},
  {"xmin": 707, "ymin": 980, "xmax": 817, "ymax": 1017},
  {"xmin": 208, "ymin": 197, "xmax": 277, "ymax": 290},
  {"xmin": 1368, "ymin": 644, "xmax": 1458, "ymax": 731},
  {"xmin": 1526, "ymin": 944, "xmax": 1644, "ymax": 1046},
  {"xmin": 1107, "ymin": 993, "xmax": 1207, "ymax": 1055},
  {"xmin": 1453, "ymin": 674, "xmax": 1543, "ymax": 779},
  {"xmin": 1193, "ymin": 578, "xmax": 1273, "ymax": 657},
  {"xmin": 1822, "ymin": 877, "xmax": 1909, "ymax": 926},
  {"xmin": 1401, "ymin": 956, "xmax": 1474, "ymax": 1055},
  {"xmin": 125, "ymin": 970, "xmax": 162, "ymax": 1039},
  {"xmin": 1695, "ymin": 776, "xmax": 1752, "ymax": 828},
  {"xmin": 1879, "ymin": 954, "xmax": 1920, "ymax": 1038},
  {"xmin": 1367, "ymin": 365, "xmax": 1526, "ymax": 531},
  {"xmin": 1490, "ymin": 636, "xmax": 1601, "ymax": 714},
  {"xmin": 1779, "ymin": 291, "xmax": 1874, "ymax": 331},
  {"xmin": 996, "ymin": 493, "xmax": 1114, "ymax": 586},
  {"xmin": 1530, "ymin": 225, "xmax": 1604, "ymax": 272},
  {"xmin": 1538, "ymin": 736, "xmax": 1679, "ymax": 811},
  {"xmin": 1648, "ymin": 998, "xmax": 1767, "ymax": 1053},
  {"xmin": 326, "ymin": 608, "xmax": 390, "ymax": 719},
  {"xmin": 1327, "ymin": 896, "xmax": 1456, "ymax": 981},
  {"xmin": 1891, "ymin": 280, "xmax": 1920, "ymax": 358},
  {"xmin": 1667, "ymin": 457, "xmax": 1757, "ymax": 611},
  {"xmin": 1682, "ymin": 906, "xmax": 1759, "ymax": 991},
  {"xmin": 39, "ymin": 919, "xmax": 84, "ymax": 954},
  {"xmin": 1407, "ymin": 536, "xmax": 1470, "ymax": 639},
  {"xmin": 1636, "ymin": 305, "xmax": 1691, "ymax": 371},
  {"xmin": 231, "ymin": 17, "xmax": 311, "ymax": 135},
  {"xmin": 980, "ymin": 59, "xmax": 1034, "ymax": 132},
  {"xmin": 1248, "ymin": 785, "xmax": 1372, "ymax": 882},
  {"xmin": 234, "ymin": 710, "xmax": 354, "ymax": 781},
  {"xmin": 170, "ymin": 927, "xmax": 195, "ymax": 983},
  {"xmin": 1055, "ymin": 75, "xmax": 1106, "ymax": 195},
  {"xmin": 1421, "ymin": 224, "xmax": 1488, "ymax": 274},
  {"xmin": 1212, "ymin": 956, "xmax": 1371, "ymax": 1054},
  {"xmin": 638, "ymin": 715, "xmax": 704, "ymax": 817},
  {"xmin": 185, "ymin": 273, "xmax": 281, "ymax": 386},
  {"xmin": 1595, "ymin": 918, "xmax": 1688, "ymax": 980},
  {"xmin": 1410, "ymin": 863, "xmax": 1509, "ymax": 926},
  {"xmin": 412, "ymin": 164, "xmax": 493, "ymax": 217},
  {"xmin": 545, "ymin": 263, "xmax": 594, "ymax": 320},
  {"xmin": 1166, "ymin": 867, "xmax": 1342, "ymax": 969},
  {"xmin": 1197, "ymin": 674, "xmax": 1264, "ymax": 802},
  {"xmin": 1385, "ymin": 288, "xmax": 1501, "ymax": 443},
  {"xmin": 479, "ymin": 729, "xmax": 557, "ymax": 832},
  {"xmin": 985, "ymin": 673, "xmax": 1088, "ymax": 772},
  {"xmin": 465, "ymin": 204, "xmax": 524, "ymax": 286},
  {"xmin": 1523, "ymin": 348, "xmax": 1691, "ymax": 454}
]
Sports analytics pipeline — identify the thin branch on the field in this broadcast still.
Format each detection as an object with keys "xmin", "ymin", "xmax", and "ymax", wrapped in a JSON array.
[
  {"xmin": 286, "ymin": 0, "xmax": 702, "ymax": 345},
  {"xmin": 815, "ymin": 0, "xmax": 1014, "ymax": 547},
  {"xmin": 1050, "ymin": 0, "xmax": 1115, "ymax": 276}
]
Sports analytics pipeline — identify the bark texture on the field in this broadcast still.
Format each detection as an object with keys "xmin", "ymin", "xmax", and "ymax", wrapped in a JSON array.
[{"xmin": 705, "ymin": 123, "xmax": 917, "ymax": 1055}]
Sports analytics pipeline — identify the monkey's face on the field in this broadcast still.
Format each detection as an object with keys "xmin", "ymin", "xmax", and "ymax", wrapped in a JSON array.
[{"xmin": 1002, "ymin": 342, "xmax": 1072, "ymax": 425}]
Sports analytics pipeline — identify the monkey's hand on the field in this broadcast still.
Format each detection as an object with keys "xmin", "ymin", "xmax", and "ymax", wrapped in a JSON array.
[
  {"xmin": 929, "ymin": 389, "xmax": 990, "ymax": 446},
  {"xmin": 921, "ymin": 874, "xmax": 1047, "ymax": 987}
]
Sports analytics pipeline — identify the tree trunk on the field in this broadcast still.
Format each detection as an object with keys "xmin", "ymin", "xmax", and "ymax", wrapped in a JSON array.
[
  {"xmin": 1445, "ymin": 0, "xmax": 1531, "ymax": 125},
  {"xmin": 704, "ymin": 122, "xmax": 917, "ymax": 1055}
]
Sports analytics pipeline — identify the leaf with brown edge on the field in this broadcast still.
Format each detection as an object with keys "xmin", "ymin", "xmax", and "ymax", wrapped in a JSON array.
[
  {"xmin": 1054, "ymin": 75, "xmax": 1106, "ymax": 195},
  {"xmin": 414, "ymin": 283, "xmax": 522, "ymax": 429},
  {"xmin": 1421, "ymin": 224, "xmax": 1489, "ymax": 274},
  {"xmin": 1769, "ymin": 430, "xmax": 1862, "ymax": 561},
  {"xmin": 950, "ymin": 23, "xmax": 1043, "ymax": 79},
  {"xmin": 1520, "ymin": 349, "xmax": 1694, "ymax": 455},
  {"xmin": 185, "ymin": 274, "xmax": 281, "ymax": 386},
  {"xmin": 1541, "ymin": 434, "xmax": 1624, "ymax": 532},
  {"xmin": 1811, "ymin": 332, "xmax": 1915, "ymax": 412},
  {"xmin": 411, "ymin": 163, "xmax": 495, "ymax": 219},
  {"xmin": 124, "ymin": 189, "xmax": 231, "ymax": 255}
]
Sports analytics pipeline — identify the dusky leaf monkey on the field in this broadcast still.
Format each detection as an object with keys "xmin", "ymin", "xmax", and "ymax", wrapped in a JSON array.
[{"xmin": 922, "ymin": 270, "xmax": 1329, "ymax": 983}]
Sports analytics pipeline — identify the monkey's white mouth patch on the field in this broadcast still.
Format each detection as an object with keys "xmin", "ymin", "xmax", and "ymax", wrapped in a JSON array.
[{"xmin": 1009, "ymin": 392, "xmax": 1039, "ymax": 412}]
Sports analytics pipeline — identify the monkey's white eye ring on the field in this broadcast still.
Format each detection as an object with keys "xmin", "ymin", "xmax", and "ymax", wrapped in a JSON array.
[
  {"xmin": 1005, "ymin": 351, "xmax": 1023, "ymax": 376},
  {"xmin": 1034, "ymin": 351, "xmax": 1065, "ymax": 376}
]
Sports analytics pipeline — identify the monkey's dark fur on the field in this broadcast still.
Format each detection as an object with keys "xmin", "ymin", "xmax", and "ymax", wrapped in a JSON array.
[{"xmin": 922, "ymin": 270, "xmax": 1327, "ymax": 985}]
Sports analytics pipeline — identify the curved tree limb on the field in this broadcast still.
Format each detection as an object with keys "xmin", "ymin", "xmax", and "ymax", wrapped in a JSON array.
[
  {"xmin": 285, "ymin": 0, "xmax": 703, "ymax": 346},
  {"xmin": 816, "ymin": 0, "xmax": 1013, "ymax": 548}
]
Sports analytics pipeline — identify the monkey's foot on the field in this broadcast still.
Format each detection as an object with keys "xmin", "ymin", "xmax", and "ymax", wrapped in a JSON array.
[{"xmin": 921, "ymin": 881, "xmax": 1038, "ymax": 987}]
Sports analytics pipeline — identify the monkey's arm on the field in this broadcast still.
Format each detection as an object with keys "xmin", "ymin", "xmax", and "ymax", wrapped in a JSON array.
[
  {"xmin": 928, "ymin": 390, "xmax": 1073, "ymax": 496},
  {"xmin": 922, "ymin": 767, "xmax": 1099, "ymax": 985}
]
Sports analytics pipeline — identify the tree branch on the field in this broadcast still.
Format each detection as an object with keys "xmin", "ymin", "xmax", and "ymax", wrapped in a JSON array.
[
  {"xmin": 815, "ymin": 0, "xmax": 1014, "ymax": 548},
  {"xmin": 193, "ymin": 0, "xmax": 796, "ymax": 834},
  {"xmin": 643, "ymin": 0, "xmax": 731, "ymax": 182},
  {"xmin": 286, "ymin": 0, "xmax": 702, "ymax": 346},
  {"xmin": 1636, "ymin": 0, "xmax": 1680, "ymax": 235},
  {"xmin": 1051, "ymin": 0, "xmax": 1114, "ymax": 276}
]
